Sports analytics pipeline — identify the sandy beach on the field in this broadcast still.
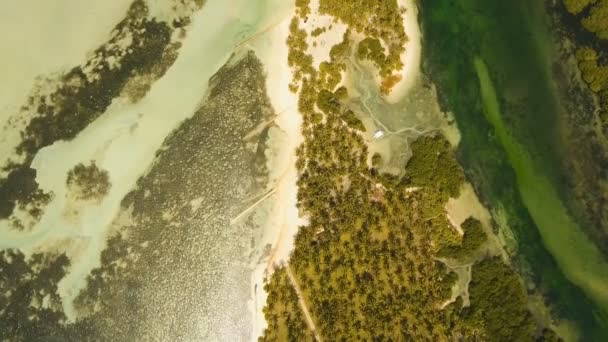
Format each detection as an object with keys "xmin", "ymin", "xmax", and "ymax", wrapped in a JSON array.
[
  {"xmin": 445, "ymin": 183, "xmax": 492, "ymax": 235},
  {"xmin": 249, "ymin": 7, "xmax": 306, "ymax": 340},
  {"xmin": 385, "ymin": 0, "xmax": 422, "ymax": 103}
]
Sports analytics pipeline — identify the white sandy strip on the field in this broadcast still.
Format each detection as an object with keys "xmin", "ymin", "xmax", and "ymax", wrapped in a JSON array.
[
  {"xmin": 248, "ymin": 6, "xmax": 312, "ymax": 339},
  {"xmin": 385, "ymin": 0, "xmax": 422, "ymax": 103},
  {"xmin": 445, "ymin": 182, "xmax": 509, "ymax": 261},
  {"xmin": 445, "ymin": 183, "xmax": 492, "ymax": 234}
]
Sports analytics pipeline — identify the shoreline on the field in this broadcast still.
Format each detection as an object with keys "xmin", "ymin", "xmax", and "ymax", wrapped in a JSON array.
[
  {"xmin": 249, "ymin": 8, "xmax": 306, "ymax": 340},
  {"xmin": 385, "ymin": 0, "xmax": 422, "ymax": 103}
]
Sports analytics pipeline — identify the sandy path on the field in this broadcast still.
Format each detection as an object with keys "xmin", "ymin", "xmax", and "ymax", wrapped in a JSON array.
[{"xmin": 287, "ymin": 266, "xmax": 323, "ymax": 342}]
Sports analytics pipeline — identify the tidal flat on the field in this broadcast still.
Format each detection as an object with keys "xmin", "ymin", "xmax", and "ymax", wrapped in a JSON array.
[{"xmin": 0, "ymin": 0, "xmax": 298, "ymax": 340}]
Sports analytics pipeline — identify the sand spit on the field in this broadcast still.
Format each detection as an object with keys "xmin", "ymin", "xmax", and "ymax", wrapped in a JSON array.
[
  {"xmin": 386, "ymin": 0, "xmax": 422, "ymax": 103},
  {"xmin": 248, "ymin": 14, "xmax": 309, "ymax": 341}
]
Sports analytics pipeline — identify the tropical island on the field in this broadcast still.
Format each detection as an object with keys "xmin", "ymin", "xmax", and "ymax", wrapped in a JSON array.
[{"xmin": 258, "ymin": 0, "xmax": 561, "ymax": 340}]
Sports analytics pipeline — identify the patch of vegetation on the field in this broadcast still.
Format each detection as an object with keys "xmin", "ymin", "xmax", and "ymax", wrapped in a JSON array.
[
  {"xmin": 287, "ymin": 17, "xmax": 315, "ymax": 92},
  {"xmin": 259, "ymin": 267, "xmax": 314, "ymax": 342},
  {"xmin": 318, "ymin": 0, "xmax": 407, "ymax": 93},
  {"xmin": 438, "ymin": 217, "xmax": 488, "ymax": 260},
  {"xmin": 318, "ymin": 61, "xmax": 344, "ymax": 91},
  {"xmin": 462, "ymin": 258, "xmax": 536, "ymax": 341},
  {"xmin": 66, "ymin": 162, "xmax": 111, "ymax": 201},
  {"xmin": 357, "ymin": 37, "xmax": 387, "ymax": 69},
  {"xmin": 575, "ymin": 47, "xmax": 608, "ymax": 143},
  {"xmin": 563, "ymin": 0, "xmax": 597, "ymax": 14},
  {"xmin": 319, "ymin": 0, "xmax": 405, "ymax": 36},
  {"xmin": 0, "ymin": 166, "xmax": 50, "ymax": 220},
  {"xmin": 296, "ymin": 0, "xmax": 311, "ymax": 18},
  {"xmin": 316, "ymin": 89, "xmax": 340, "ymax": 115},
  {"xmin": 403, "ymin": 134, "xmax": 464, "ymax": 199},
  {"xmin": 341, "ymin": 109, "xmax": 366, "ymax": 131},
  {"xmin": 329, "ymin": 31, "xmax": 351, "ymax": 62},
  {"xmin": 311, "ymin": 27, "xmax": 326, "ymax": 37},
  {"xmin": 581, "ymin": 0, "xmax": 608, "ymax": 39},
  {"xmin": 576, "ymin": 47, "xmax": 608, "ymax": 98}
]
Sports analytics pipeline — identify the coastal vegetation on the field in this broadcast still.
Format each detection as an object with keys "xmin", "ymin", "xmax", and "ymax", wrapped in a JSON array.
[
  {"xmin": 463, "ymin": 258, "xmax": 537, "ymax": 342},
  {"xmin": 357, "ymin": 37, "xmax": 387, "ymax": 70},
  {"xmin": 564, "ymin": 0, "xmax": 597, "ymax": 15},
  {"xmin": 438, "ymin": 218, "xmax": 487, "ymax": 261},
  {"xmin": 576, "ymin": 47, "xmax": 608, "ymax": 94},
  {"xmin": 259, "ymin": 267, "xmax": 314, "ymax": 342},
  {"xmin": 581, "ymin": 0, "xmax": 608, "ymax": 39},
  {"xmin": 562, "ymin": 0, "xmax": 608, "ymax": 39},
  {"xmin": 317, "ymin": 0, "xmax": 407, "ymax": 93},
  {"xmin": 403, "ymin": 134, "xmax": 463, "ymax": 199},
  {"xmin": 261, "ymin": 1, "xmax": 546, "ymax": 340}
]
